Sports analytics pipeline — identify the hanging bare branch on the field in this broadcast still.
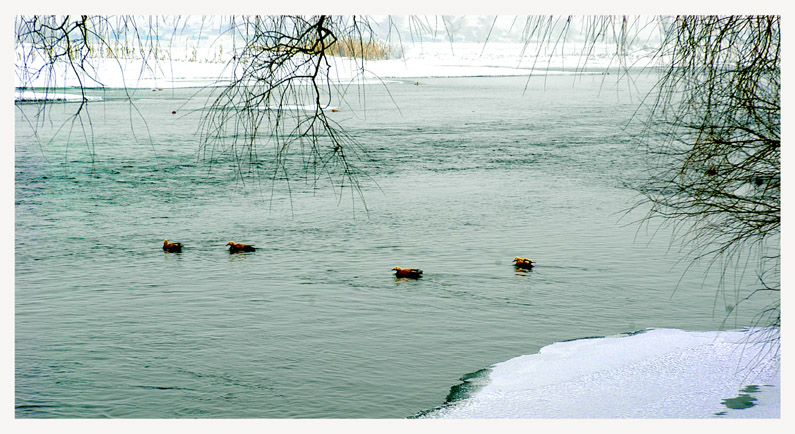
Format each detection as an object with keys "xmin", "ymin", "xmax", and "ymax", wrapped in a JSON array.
[
  {"xmin": 196, "ymin": 15, "xmax": 377, "ymax": 209},
  {"xmin": 635, "ymin": 15, "xmax": 780, "ymax": 329}
]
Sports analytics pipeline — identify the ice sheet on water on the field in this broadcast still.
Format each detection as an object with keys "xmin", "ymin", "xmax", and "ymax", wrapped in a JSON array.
[{"xmin": 427, "ymin": 328, "xmax": 779, "ymax": 418}]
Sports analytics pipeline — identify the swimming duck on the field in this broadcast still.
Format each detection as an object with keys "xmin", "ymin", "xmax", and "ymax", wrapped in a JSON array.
[
  {"xmin": 228, "ymin": 241, "xmax": 256, "ymax": 253},
  {"xmin": 393, "ymin": 267, "xmax": 423, "ymax": 279},
  {"xmin": 513, "ymin": 257, "xmax": 534, "ymax": 269},
  {"xmin": 163, "ymin": 239, "xmax": 183, "ymax": 253}
]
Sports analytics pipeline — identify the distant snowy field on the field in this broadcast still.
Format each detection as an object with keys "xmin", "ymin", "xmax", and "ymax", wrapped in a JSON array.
[
  {"xmin": 15, "ymin": 41, "xmax": 658, "ymax": 100},
  {"xmin": 427, "ymin": 328, "xmax": 780, "ymax": 419}
]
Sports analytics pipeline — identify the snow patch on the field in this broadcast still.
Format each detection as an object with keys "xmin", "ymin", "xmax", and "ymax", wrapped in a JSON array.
[{"xmin": 427, "ymin": 328, "xmax": 779, "ymax": 419}]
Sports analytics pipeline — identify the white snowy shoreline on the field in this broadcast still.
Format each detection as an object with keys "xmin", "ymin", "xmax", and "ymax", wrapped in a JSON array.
[
  {"xmin": 14, "ymin": 41, "xmax": 655, "ymax": 99},
  {"xmin": 427, "ymin": 328, "xmax": 780, "ymax": 419}
]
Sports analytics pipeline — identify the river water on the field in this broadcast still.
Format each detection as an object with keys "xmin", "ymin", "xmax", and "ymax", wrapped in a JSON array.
[{"xmin": 14, "ymin": 74, "xmax": 779, "ymax": 418}]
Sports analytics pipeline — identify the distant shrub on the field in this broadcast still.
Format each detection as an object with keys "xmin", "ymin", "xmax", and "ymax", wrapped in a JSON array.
[
  {"xmin": 325, "ymin": 37, "xmax": 398, "ymax": 60},
  {"xmin": 254, "ymin": 37, "xmax": 399, "ymax": 61}
]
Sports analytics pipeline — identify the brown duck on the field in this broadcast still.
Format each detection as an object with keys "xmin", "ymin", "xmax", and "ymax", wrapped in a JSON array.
[
  {"xmin": 228, "ymin": 241, "xmax": 256, "ymax": 253},
  {"xmin": 393, "ymin": 266, "xmax": 423, "ymax": 279},
  {"xmin": 163, "ymin": 239, "xmax": 183, "ymax": 253},
  {"xmin": 513, "ymin": 257, "xmax": 534, "ymax": 269}
]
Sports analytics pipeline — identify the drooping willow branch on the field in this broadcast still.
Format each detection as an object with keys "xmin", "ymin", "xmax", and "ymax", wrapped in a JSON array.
[
  {"xmin": 517, "ymin": 15, "xmax": 780, "ymax": 332},
  {"xmin": 634, "ymin": 16, "xmax": 780, "ymax": 330},
  {"xmin": 14, "ymin": 15, "xmax": 198, "ymax": 163},
  {"xmin": 639, "ymin": 16, "xmax": 779, "ymax": 265},
  {"xmin": 197, "ymin": 15, "xmax": 377, "ymax": 209}
]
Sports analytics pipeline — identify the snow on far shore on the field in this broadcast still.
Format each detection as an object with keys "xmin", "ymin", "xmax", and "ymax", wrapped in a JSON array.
[
  {"xmin": 15, "ymin": 41, "xmax": 657, "ymax": 99},
  {"xmin": 14, "ymin": 90, "xmax": 104, "ymax": 102},
  {"xmin": 425, "ymin": 328, "xmax": 780, "ymax": 419}
]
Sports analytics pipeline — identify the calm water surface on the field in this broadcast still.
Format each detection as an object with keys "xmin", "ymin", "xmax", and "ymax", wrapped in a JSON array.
[{"xmin": 15, "ymin": 74, "xmax": 778, "ymax": 418}]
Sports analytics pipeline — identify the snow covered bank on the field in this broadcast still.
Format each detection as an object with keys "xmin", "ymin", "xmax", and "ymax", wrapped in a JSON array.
[
  {"xmin": 425, "ymin": 328, "xmax": 780, "ymax": 418},
  {"xmin": 14, "ymin": 56, "xmax": 229, "ymax": 92},
  {"xmin": 353, "ymin": 42, "xmax": 655, "ymax": 79},
  {"xmin": 14, "ymin": 90, "xmax": 103, "ymax": 102},
  {"xmin": 15, "ymin": 42, "xmax": 655, "ymax": 93}
]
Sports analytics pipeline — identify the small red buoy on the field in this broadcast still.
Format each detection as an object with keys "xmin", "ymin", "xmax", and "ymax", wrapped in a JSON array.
[
  {"xmin": 172, "ymin": 110, "xmax": 177, "ymax": 114},
  {"xmin": 331, "ymin": 109, "xmax": 338, "ymax": 112}
]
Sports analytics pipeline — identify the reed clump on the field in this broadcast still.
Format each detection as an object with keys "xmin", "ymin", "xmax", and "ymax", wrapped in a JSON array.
[
  {"xmin": 324, "ymin": 37, "xmax": 397, "ymax": 60},
  {"xmin": 261, "ymin": 37, "xmax": 397, "ymax": 60}
]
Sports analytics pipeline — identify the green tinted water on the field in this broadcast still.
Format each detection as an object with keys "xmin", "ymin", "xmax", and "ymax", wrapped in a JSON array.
[{"xmin": 15, "ymin": 75, "xmax": 778, "ymax": 417}]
